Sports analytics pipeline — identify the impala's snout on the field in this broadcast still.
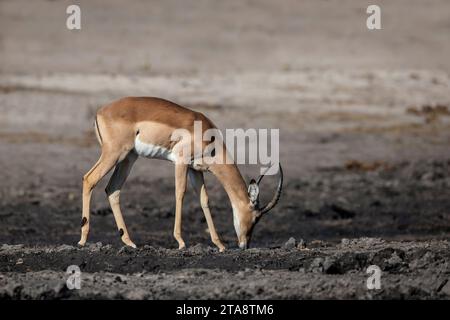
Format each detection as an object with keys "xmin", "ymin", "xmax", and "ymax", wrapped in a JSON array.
[{"xmin": 238, "ymin": 231, "xmax": 253, "ymax": 250}]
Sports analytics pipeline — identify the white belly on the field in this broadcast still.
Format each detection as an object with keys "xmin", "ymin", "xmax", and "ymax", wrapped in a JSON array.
[{"xmin": 134, "ymin": 135, "xmax": 176, "ymax": 162}]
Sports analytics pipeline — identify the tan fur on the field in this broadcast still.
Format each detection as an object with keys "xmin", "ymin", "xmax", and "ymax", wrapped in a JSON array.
[{"xmin": 79, "ymin": 97, "xmax": 258, "ymax": 251}]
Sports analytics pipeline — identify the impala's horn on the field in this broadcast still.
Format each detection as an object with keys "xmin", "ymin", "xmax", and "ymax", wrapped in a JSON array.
[{"xmin": 256, "ymin": 164, "xmax": 283, "ymax": 215}]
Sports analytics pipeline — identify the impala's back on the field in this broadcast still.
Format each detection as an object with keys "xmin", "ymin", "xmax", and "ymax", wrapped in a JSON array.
[{"xmin": 95, "ymin": 97, "xmax": 216, "ymax": 163}]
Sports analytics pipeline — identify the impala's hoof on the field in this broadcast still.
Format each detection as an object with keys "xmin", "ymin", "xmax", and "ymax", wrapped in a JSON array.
[
  {"xmin": 121, "ymin": 237, "xmax": 137, "ymax": 248},
  {"xmin": 178, "ymin": 243, "xmax": 186, "ymax": 250},
  {"xmin": 218, "ymin": 245, "xmax": 226, "ymax": 253},
  {"xmin": 78, "ymin": 240, "xmax": 86, "ymax": 247}
]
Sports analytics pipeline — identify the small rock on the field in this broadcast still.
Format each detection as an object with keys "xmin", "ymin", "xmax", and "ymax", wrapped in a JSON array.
[
  {"xmin": 100, "ymin": 244, "xmax": 113, "ymax": 252},
  {"xmin": 187, "ymin": 243, "xmax": 212, "ymax": 254},
  {"xmin": 284, "ymin": 237, "xmax": 297, "ymax": 249},
  {"xmin": 88, "ymin": 242, "xmax": 103, "ymax": 252},
  {"xmin": 386, "ymin": 252, "xmax": 403, "ymax": 266},
  {"xmin": 309, "ymin": 257, "xmax": 324, "ymax": 273},
  {"xmin": 296, "ymin": 239, "xmax": 306, "ymax": 249},
  {"xmin": 118, "ymin": 246, "xmax": 136, "ymax": 254}
]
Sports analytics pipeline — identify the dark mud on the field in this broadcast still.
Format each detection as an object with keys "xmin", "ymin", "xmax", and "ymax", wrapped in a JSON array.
[{"xmin": 0, "ymin": 239, "xmax": 449, "ymax": 299}]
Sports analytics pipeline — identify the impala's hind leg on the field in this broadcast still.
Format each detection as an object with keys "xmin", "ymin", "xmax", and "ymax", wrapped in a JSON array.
[
  {"xmin": 174, "ymin": 163, "xmax": 188, "ymax": 249},
  {"xmin": 105, "ymin": 151, "xmax": 138, "ymax": 248},
  {"xmin": 79, "ymin": 147, "xmax": 121, "ymax": 246},
  {"xmin": 188, "ymin": 169, "xmax": 225, "ymax": 252}
]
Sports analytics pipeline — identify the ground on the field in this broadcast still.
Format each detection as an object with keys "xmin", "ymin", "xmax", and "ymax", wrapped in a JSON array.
[{"xmin": 0, "ymin": 0, "xmax": 449, "ymax": 299}]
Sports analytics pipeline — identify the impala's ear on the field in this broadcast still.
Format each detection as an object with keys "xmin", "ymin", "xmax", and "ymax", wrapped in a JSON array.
[{"xmin": 248, "ymin": 179, "xmax": 260, "ymax": 207}]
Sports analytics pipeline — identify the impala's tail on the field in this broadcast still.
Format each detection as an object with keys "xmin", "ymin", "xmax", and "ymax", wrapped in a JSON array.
[{"xmin": 94, "ymin": 114, "xmax": 103, "ymax": 146}]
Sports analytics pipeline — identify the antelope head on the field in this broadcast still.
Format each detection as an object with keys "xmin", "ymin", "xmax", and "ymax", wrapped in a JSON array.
[{"xmin": 235, "ymin": 164, "xmax": 284, "ymax": 249}]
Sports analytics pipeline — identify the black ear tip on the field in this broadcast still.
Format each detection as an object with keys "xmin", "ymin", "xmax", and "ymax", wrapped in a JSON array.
[{"xmin": 250, "ymin": 179, "xmax": 256, "ymax": 184}]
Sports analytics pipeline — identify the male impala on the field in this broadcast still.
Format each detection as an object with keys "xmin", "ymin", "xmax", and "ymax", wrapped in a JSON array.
[{"xmin": 78, "ymin": 97, "xmax": 283, "ymax": 251}]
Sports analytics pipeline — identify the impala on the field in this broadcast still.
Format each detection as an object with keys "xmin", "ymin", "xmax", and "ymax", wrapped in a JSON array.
[{"xmin": 78, "ymin": 97, "xmax": 283, "ymax": 251}]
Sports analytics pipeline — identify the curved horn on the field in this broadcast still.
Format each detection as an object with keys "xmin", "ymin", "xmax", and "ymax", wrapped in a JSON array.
[
  {"xmin": 256, "ymin": 164, "xmax": 272, "ymax": 185},
  {"xmin": 258, "ymin": 164, "xmax": 283, "ymax": 215}
]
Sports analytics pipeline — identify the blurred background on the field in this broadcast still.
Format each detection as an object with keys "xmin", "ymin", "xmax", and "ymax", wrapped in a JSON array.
[{"xmin": 0, "ymin": 0, "xmax": 449, "ymax": 247}]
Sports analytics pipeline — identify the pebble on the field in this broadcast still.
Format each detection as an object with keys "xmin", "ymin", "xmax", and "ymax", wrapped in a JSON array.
[
  {"xmin": 297, "ymin": 239, "xmax": 306, "ymax": 249},
  {"xmin": 284, "ymin": 237, "xmax": 297, "ymax": 249}
]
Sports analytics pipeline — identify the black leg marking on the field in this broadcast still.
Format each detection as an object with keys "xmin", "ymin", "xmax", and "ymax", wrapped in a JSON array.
[
  {"xmin": 81, "ymin": 217, "xmax": 87, "ymax": 227},
  {"xmin": 119, "ymin": 228, "xmax": 124, "ymax": 237}
]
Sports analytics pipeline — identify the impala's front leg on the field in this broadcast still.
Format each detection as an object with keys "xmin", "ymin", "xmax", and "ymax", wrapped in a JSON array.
[
  {"xmin": 174, "ymin": 163, "xmax": 188, "ymax": 249},
  {"xmin": 188, "ymin": 169, "xmax": 226, "ymax": 252}
]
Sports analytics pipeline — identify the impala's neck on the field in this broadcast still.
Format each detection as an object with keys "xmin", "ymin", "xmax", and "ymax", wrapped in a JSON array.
[
  {"xmin": 210, "ymin": 163, "xmax": 248, "ymax": 205},
  {"xmin": 209, "ymin": 162, "xmax": 254, "ymax": 242}
]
